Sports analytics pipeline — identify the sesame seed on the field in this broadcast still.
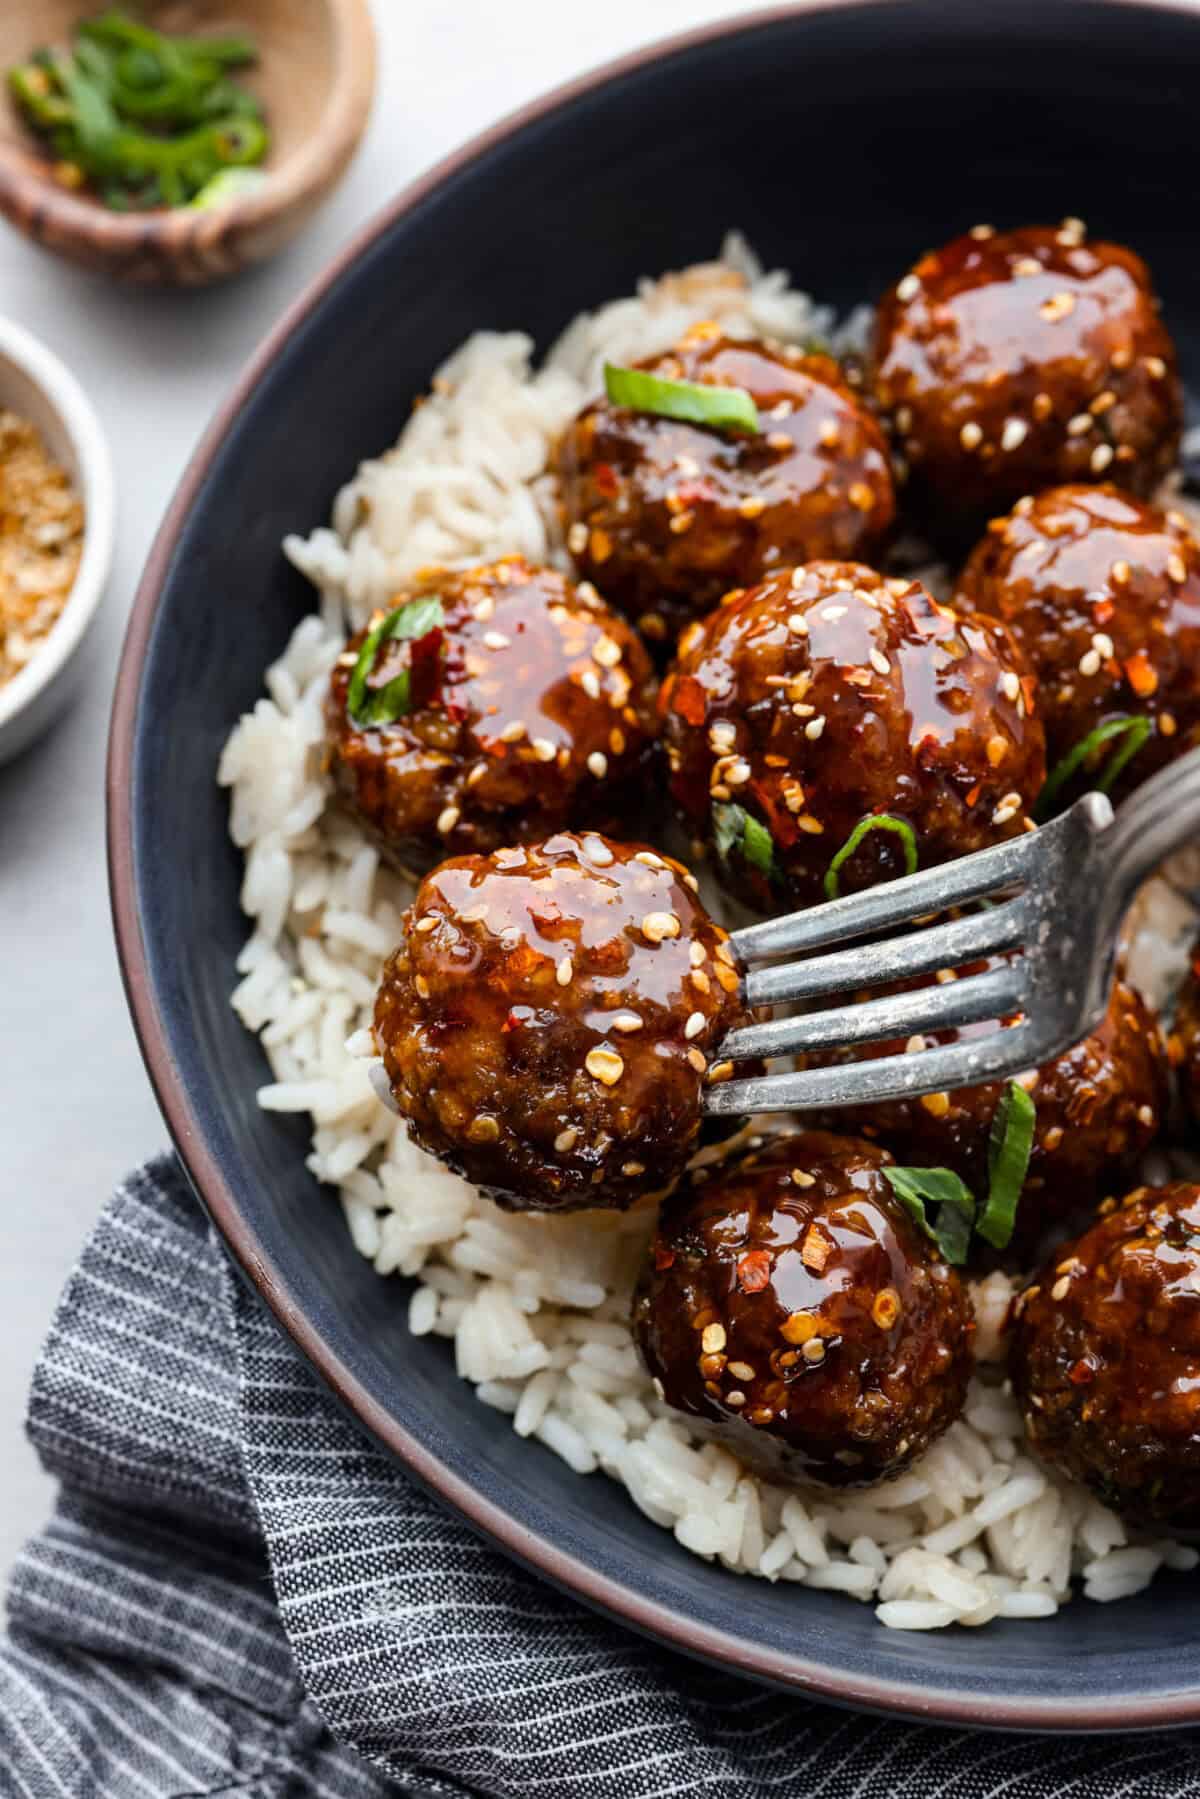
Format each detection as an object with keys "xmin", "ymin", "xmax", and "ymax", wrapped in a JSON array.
[
  {"xmin": 1078, "ymin": 648, "xmax": 1102, "ymax": 677},
  {"xmin": 582, "ymin": 836, "xmax": 614, "ymax": 866},
  {"xmin": 1161, "ymin": 711, "xmax": 1177, "ymax": 737},
  {"xmin": 921, "ymin": 1091, "xmax": 950, "ymax": 1118},
  {"xmin": 818, "ymin": 417, "xmax": 840, "ymax": 447},
  {"xmin": 483, "ymin": 631, "xmax": 510, "ymax": 651},
  {"xmin": 804, "ymin": 716, "xmax": 826, "ymax": 740},
  {"xmin": 791, "ymin": 1168, "xmax": 816, "ymax": 1187},
  {"xmin": 792, "ymin": 703, "xmax": 815, "ymax": 719},
  {"xmin": 1093, "ymin": 632, "xmax": 1115, "ymax": 660},
  {"xmin": 436, "ymin": 805, "xmax": 460, "ymax": 834},
  {"xmin": 848, "ymin": 481, "xmax": 875, "ymax": 511},
  {"xmin": 415, "ymin": 914, "xmax": 438, "ymax": 933},
  {"xmin": 895, "ymin": 406, "xmax": 913, "ymax": 434},
  {"xmin": 499, "ymin": 720, "xmax": 527, "ymax": 743},
  {"xmin": 959, "ymin": 421, "xmax": 983, "ymax": 450},
  {"xmin": 767, "ymin": 431, "xmax": 793, "ymax": 452},
  {"xmin": 709, "ymin": 721, "xmax": 737, "ymax": 753},
  {"xmin": 689, "ymin": 942, "xmax": 706, "ymax": 967},
  {"xmin": 707, "ymin": 1060, "xmax": 734, "ymax": 1084},
  {"xmin": 554, "ymin": 1127, "xmax": 578, "ymax": 1153},
  {"xmin": 587, "ymin": 751, "xmax": 608, "ymax": 778},
  {"xmin": 715, "ymin": 940, "xmax": 737, "ymax": 967},
  {"xmin": 1051, "ymin": 1276, "xmax": 1071, "ymax": 1301},
  {"xmin": 1001, "ymin": 418, "xmax": 1029, "ymax": 452},
  {"xmin": 532, "ymin": 737, "xmax": 556, "ymax": 761},
  {"xmin": 725, "ymin": 1390, "xmax": 746, "ymax": 1408},
  {"xmin": 1138, "ymin": 1103, "xmax": 1155, "ymax": 1127},
  {"xmin": 727, "ymin": 759, "xmax": 752, "ymax": 785},
  {"xmin": 1111, "ymin": 559, "xmax": 1131, "ymax": 585},
  {"xmin": 687, "ymin": 1047, "xmax": 708, "ymax": 1073},
  {"xmin": 567, "ymin": 522, "xmax": 588, "ymax": 554},
  {"xmin": 1040, "ymin": 291, "xmax": 1076, "ymax": 322},
  {"xmin": 739, "ymin": 496, "xmax": 767, "ymax": 520},
  {"xmin": 684, "ymin": 1011, "xmax": 706, "ymax": 1040},
  {"xmin": 802, "ymin": 1339, "xmax": 827, "ymax": 1365},
  {"xmin": 579, "ymin": 668, "xmax": 601, "ymax": 700},
  {"xmin": 1000, "ymin": 671, "xmax": 1021, "ymax": 702},
  {"xmin": 905, "ymin": 1034, "xmax": 926, "ymax": 1054},
  {"xmin": 787, "ymin": 612, "xmax": 809, "ymax": 637},
  {"xmin": 592, "ymin": 635, "xmax": 621, "ymax": 668},
  {"xmin": 1043, "ymin": 1125, "xmax": 1064, "ymax": 1151},
  {"xmin": 622, "ymin": 1161, "xmax": 645, "ymax": 1178},
  {"xmin": 612, "ymin": 1012, "xmax": 643, "ymax": 1033},
  {"xmin": 585, "ymin": 1047, "xmax": 624, "ymax": 1086},
  {"xmin": 1067, "ymin": 413, "xmax": 1093, "ymax": 436},
  {"xmin": 970, "ymin": 222, "xmax": 996, "ymax": 239},
  {"xmin": 556, "ymin": 957, "xmax": 574, "ymax": 987},
  {"xmin": 1090, "ymin": 390, "xmax": 1117, "ymax": 415},
  {"xmin": 642, "ymin": 911, "xmax": 681, "ymax": 943},
  {"xmin": 1090, "ymin": 444, "xmax": 1114, "ymax": 473},
  {"xmin": 1144, "ymin": 355, "xmax": 1167, "ymax": 378},
  {"xmin": 701, "ymin": 1321, "xmax": 727, "ymax": 1356},
  {"xmin": 1168, "ymin": 553, "xmax": 1188, "ymax": 584},
  {"xmin": 414, "ymin": 975, "xmax": 431, "ymax": 999},
  {"xmin": 635, "ymin": 849, "xmax": 667, "ymax": 869},
  {"xmin": 986, "ymin": 734, "xmax": 1008, "ymax": 767},
  {"xmin": 896, "ymin": 273, "xmax": 920, "ymax": 302},
  {"xmin": 1013, "ymin": 256, "xmax": 1042, "ymax": 277},
  {"xmin": 869, "ymin": 647, "xmax": 891, "ymax": 676}
]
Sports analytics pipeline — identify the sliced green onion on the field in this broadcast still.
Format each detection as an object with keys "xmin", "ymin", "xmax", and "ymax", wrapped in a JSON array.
[
  {"xmin": 824, "ymin": 813, "xmax": 918, "ymax": 900},
  {"xmin": 603, "ymin": 363, "xmax": 760, "ymax": 435},
  {"xmin": 712, "ymin": 803, "xmax": 776, "ymax": 879},
  {"xmin": 883, "ymin": 1166, "xmax": 976, "ymax": 1266},
  {"xmin": 1035, "ymin": 715, "xmax": 1153, "ymax": 821},
  {"xmin": 188, "ymin": 165, "xmax": 267, "ymax": 208},
  {"xmin": 347, "ymin": 596, "xmax": 444, "ymax": 729},
  {"xmin": 977, "ymin": 1081, "xmax": 1037, "ymax": 1250}
]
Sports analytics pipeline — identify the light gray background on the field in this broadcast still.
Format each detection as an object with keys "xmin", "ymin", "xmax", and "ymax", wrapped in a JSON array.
[{"xmin": 0, "ymin": 0, "xmax": 769, "ymax": 1583}]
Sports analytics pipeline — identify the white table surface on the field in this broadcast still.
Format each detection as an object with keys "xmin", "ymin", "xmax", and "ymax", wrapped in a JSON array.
[{"xmin": 0, "ymin": 0, "xmax": 771, "ymax": 1585}]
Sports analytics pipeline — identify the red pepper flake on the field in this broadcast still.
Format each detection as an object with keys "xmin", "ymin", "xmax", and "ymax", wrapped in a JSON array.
[
  {"xmin": 1069, "ymin": 1358, "xmax": 1096, "ymax": 1386},
  {"xmin": 1020, "ymin": 674, "xmax": 1038, "ymax": 713},
  {"xmin": 964, "ymin": 783, "xmax": 982, "ymax": 808},
  {"xmin": 673, "ymin": 674, "xmax": 708, "ymax": 727},
  {"xmin": 654, "ymin": 1242, "xmax": 676, "ymax": 1272},
  {"xmin": 1093, "ymin": 598, "xmax": 1115, "ymax": 625},
  {"xmin": 408, "ymin": 626, "xmax": 446, "ymax": 711},
  {"xmin": 737, "ymin": 1248, "xmax": 772, "ymax": 1292},
  {"xmin": 593, "ymin": 462, "xmax": 619, "ymax": 497},
  {"xmin": 748, "ymin": 778, "xmax": 799, "ymax": 848},
  {"xmin": 1124, "ymin": 650, "xmax": 1159, "ymax": 698}
]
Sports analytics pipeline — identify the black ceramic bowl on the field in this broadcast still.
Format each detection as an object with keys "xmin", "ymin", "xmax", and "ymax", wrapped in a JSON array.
[{"xmin": 109, "ymin": 0, "xmax": 1200, "ymax": 1731}]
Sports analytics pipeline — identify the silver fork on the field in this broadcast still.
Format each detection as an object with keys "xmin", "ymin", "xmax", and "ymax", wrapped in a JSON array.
[{"xmin": 703, "ymin": 746, "xmax": 1200, "ymax": 1118}]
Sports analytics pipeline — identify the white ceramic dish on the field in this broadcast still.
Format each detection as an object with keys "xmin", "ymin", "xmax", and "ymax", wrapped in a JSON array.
[{"xmin": 0, "ymin": 315, "xmax": 114, "ymax": 765}]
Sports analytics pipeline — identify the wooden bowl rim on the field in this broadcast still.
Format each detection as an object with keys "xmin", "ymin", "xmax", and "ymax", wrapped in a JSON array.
[{"xmin": 0, "ymin": 0, "xmax": 376, "ymax": 249}]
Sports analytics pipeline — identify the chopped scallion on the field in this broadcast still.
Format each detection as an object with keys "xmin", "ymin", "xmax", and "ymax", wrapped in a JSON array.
[
  {"xmin": 347, "ymin": 596, "xmax": 444, "ymax": 729},
  {"xmin": 1035, "ymin": 715, "xmax": 1152, "ymax": 821},
  {"xmin": 824, "ymin": 813, "xmax": 918, "ymax": 900},
  {"xmin": 603, "ymin": 363, "xmax": 759, "ymax": 435}
]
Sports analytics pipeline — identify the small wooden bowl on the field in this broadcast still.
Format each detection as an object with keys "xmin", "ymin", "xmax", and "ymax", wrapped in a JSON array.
[{"xmin": 0, "ymin": 0, "xmax": 376, "ymax": 284}]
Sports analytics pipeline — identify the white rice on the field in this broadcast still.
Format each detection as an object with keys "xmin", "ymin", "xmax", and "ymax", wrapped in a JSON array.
[{"xmin": 219, "ymin": 239, "xmax": 1199, "ymax": 1630}]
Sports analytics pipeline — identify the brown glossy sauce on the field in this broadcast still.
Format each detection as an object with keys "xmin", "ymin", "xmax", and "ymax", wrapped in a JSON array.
[
  {"xmin": 659, "ymin": 561, "xmax": 1044, "ymax": 910},
  {"xmin": 956, "ymin": 484, "xmax": 1200, "ymax": 802},
  {"xmin": 373, "ymin": 832, "xmax": 753, "ymax": 1212},
  {"xmin": 557, "ymin": 327, "xmax": 895, "ymax": 644},
  {"xmin": 1011, "ymin": 1182, "xmax": 1200, "ymax": 1532},
  {"xmin": 872, "ymin": 223, "xmax": 1182, "ymax": 533},
  {"xmin": 633, "ymin": 1131, "xmax": 974, "ymax": 1487},
  {"xmin": 326, "ymin": 556, "xmax": 658, "ymax": 869}
]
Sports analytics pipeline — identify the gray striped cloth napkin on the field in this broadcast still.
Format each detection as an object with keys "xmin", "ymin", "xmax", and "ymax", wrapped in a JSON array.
[{"xmin": 3, "ymin": 1156, "xmax": 1199, "ymax": 1798}]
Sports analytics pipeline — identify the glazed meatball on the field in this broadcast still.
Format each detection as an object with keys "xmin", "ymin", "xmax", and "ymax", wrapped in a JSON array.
[
  {"xmin": 556, "ymin": 326, "xmax": 896, "ymax": 645},
  {"xmin": 956, "ymin": 485, "xmax": 1200, "ymax": 806},
  {"xmin": 373, "ymin": 832, "xmax": 752, "ymax": 1212},
  {"xmin": 659, "ymin": 562, "xmax": 1045, "ymax": 911},
  {"xmin": 810, "ymin": 964, "xmax": 1169, "ymax": 1259},
  {"xmin": 872, "ymin": 222, "xmax": 1182, "ymax": 535},
  {"xmin": 1168, "ymin": 939, "xmax": 1200, "ymax": 1127},
  {"xmin": 1010, "ymin": 1183, "xmax": 1200, "ymax": 1532},
  {"xmin": 632, "ymin": 1131, "xmax": 975, "ymax": 1487},
  {"xmin": 326, "ymin": 557, "xmax": 657, "ymax": 870}
]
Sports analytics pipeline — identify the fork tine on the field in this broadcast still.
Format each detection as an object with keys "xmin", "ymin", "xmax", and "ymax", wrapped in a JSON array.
[
  {"xmin": 705, "ymin": 1020, "xmax": 1040, "ymax": 1116},
  {"xmin": 741, "ymin": 897, "xmax": 1027, "ymax": 1009},
  {"xmin": 728, "ymin": 830, "xmax": 1041, "ymax": 968},
  {"xmin": 717, "ymin": 963, "xmax": 1025, "ymax": 1063}
]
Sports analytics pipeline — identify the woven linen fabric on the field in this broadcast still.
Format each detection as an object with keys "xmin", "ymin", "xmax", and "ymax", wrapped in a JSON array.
[{"xmin": 3, "ymin": 1157, "xmax": 1200, "ymax": 1798}]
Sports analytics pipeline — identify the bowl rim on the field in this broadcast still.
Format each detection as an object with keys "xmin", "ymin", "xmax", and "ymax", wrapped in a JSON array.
[
  {"xmin": 107, "ymin": 0, "xmax": 1200, "ymax": 1733},
  {"xmin": 0, "ymin": 0, "xmax": 376, "ymax": 250},
  {"xmin": 0, "ymin": 314, "xmax": 114, "ymax": 735}
]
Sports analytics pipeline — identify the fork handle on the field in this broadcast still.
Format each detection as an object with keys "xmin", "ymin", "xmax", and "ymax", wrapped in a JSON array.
[{"xmin": 1100, "ymin": 742, "xmax": 1200, "ymax": 931}]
